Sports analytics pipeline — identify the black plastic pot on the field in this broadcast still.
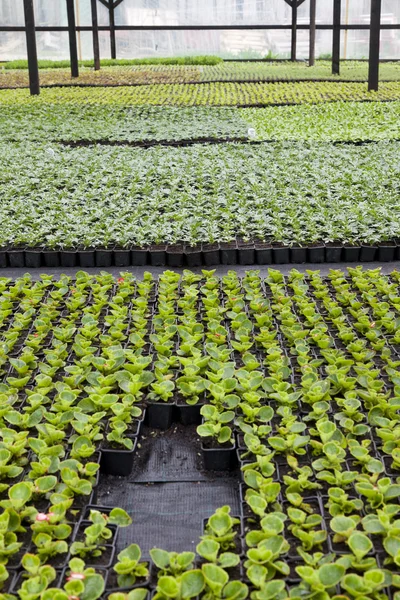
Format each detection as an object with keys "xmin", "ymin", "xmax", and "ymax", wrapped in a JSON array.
[
  {"xmin": 185, "ymin": 246, "xmax": 202, "ymax": 267},
  {"xmin": 78, "ymin": 249, "xmax": 96, "ymax": 268},
  {"xmin": 149, "ymin": 245, "xmax": 167, "ymax": 267},
  {"xmin": 146, "ymin": 401, "xmax": 174, "ymax": 430},
  {"xmin": 202, "ymin": 243, "xmax": 220, "ymax": 266},
  {"xmin": 220, "ymin": 242, "xmax": 238, "ymax": 265},
  {"xmin": 60, "ymin": 250, "xmax": 77, "ymax": 267},
  {"xmin": 114, "ymin": 249, "xmax": 131, "ymax": 267},
  {"xmin": 255, "ymin": 243, "xmax": 272, "ymax": 265},
  {"xmin": 177, "ymin": 402, "xmax": 204, "ymax": 426},
  {"xmin": 290, "ymin": 246, "xmax": 307, "ymax": 264},
  {"xmin": 43, "ymin": 250, "xmax": 60, "ymax": 268},
  {"xmin": 308, "ymin": 245, "xmax": 325, "ymax": 263},
  {"xmin": 25, "ymin": 249, "xmax": 42, "ymax": 268},
  {"xmin": 0, "ymin": 249, "xmax": 7, "ymax": 268},
  {"xmin": 202, "ymin": 442, "xmax": 237, "ymax": 471},
  {"xmin": 8, "ymin": 249, "xmax": 25, "ymax": 268},
  {"xmin": 325, "ymin": 244, "xmax": 342, "ymax": 263},
  {"xmin": 377, "ymin": 243, "xmax": 396, "ymax": 262},
  {"xmin": 166, "ymin": 246, "xmax": 184, "ymax": 267},
  {"xmin": 96, "ymin": 249, "xmax": 113, "ymax": 268},
  {"xmin": 273, "ymin": 246, "xmax": 290, "ymax": 264},
  {"xmin": 343, "ymin": 245, "xmax": 360, "ymax": 262},
  {"xmin": 131, "ymin": 247, "xmax": 148, "ymax": 266},
  {"xmin": 360, "ymin": 245, "xmax": 377, "ymax": 262},
  {"xmin": 237, "ymin": 243, "xmax": 255, "ymax": 265},
  {"xmin": 100, "ymin": 438, "xmax": 138, "ymax": 476}
]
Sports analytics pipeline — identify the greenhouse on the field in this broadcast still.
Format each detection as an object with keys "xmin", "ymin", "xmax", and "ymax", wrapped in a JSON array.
[{"xmin": 0, "ymin": 1, "xmax": 400, "ymax": 599}]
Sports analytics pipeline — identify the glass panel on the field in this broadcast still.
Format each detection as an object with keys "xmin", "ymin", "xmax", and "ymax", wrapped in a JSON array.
[
  {"xmin": 0, "ymin": 0, "xmax": 399, "ymax": 61},
  {"xmin": 75, "ymin": 0, "xmax": 92, "ymax": 27},
  {"xmin": 342, "ymin": 0, "xmax": 370, "ymax": 24},
  {"xmin": 315, "ymin": 29, "xmax": 332, "ymax": 59},
  {"xmin": 0, "ymin": 31, "xmax": 26, "ymax": 61},
  {"xmin": 0, "ymin": 0, "xmax": 24, "ymax": 26},
  {"xmin": 115, "ymin": 29, "xmax": 295, "ymax": 59},
  {"xmin": 316, "ymin": 0, "xmax": 333, "ymax": 25},
  {"xmin": 115, "ymin": 0, "xmax": 292, "ymax": 27},
  {"xmin": 36, "ymin": 31, "xmax": 70, "ymax": 60},
  {"xmin": 382, "ymin": 0, "xmax": 400, "ymax": 22},
  {"xmin": 33, "ymin": 0, "xmax": 68, "ymax": 26}
]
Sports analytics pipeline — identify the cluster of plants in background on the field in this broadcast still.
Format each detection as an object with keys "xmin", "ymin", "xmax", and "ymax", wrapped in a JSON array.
[
  {"xmin": 1, "ymin": 61, "xmax": 400, "ymax": 89},
  {"xmin": 0, "ymin": 105, "xmax": 249, "ymax": 144},
  {"xmin": 243, "ymin": 100, "xmax": 400, "ymax": 141},
  {"xmin": 0, "ymin": 270, "xmax": 157, "ymax": 598},
  {"xmin": 2, "ymin": 101, "xmax": 399, "ymax": 144},
  {"xmin": 0, "ymin": 140, "xmax": 399, "ymax": 248},
  {"xmin": 2, "ymin": 81, "xmax": 400, "ymax": 107},
  {"xmin": 184, "ymin": 267, "xmax": 400, "ymax": 600},
  {"xmin": 3, "ymin": 267, "xmax": 400, "ymax": 597},
  {"xmin": 1, "ymin": 56, "xmax": 223, "ymax": 70}
]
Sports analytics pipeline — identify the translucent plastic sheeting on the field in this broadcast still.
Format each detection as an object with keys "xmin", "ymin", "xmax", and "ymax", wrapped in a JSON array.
[{"xmin": 0, "ymin": 0, "xmax": 399, "ymax": 60}]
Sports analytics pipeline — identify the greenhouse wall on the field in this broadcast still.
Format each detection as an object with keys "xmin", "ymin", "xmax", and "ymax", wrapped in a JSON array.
[{"xmin": 0, "ymin": 0, "xmax": 399, "ymax": 61}]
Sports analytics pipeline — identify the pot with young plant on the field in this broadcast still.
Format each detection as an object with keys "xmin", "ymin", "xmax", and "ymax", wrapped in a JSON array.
[
  {"xmin": 176, "ymin": 373, "xmax": 209, "ymax": 425},
  {"xmin": 100, "ymin": 420, "xmax": 138, "ymax": 477},
  {"xmin": 70, "ymin": 508, "xmax": 131, "ymax": 568},
  {"xmin": 106, "ymin": 544, "xmax": 150, "ymax": 592},
  {"xmin": 196, "ymin": 539, "xmax": 241, "ymax": 580},
  {"xmin": 60, "ymin": 556, "xmax": 108, "ymax": 596},
  {"xmin": 146, "ymin": 375, "xmax": 175, "ymax": 430},
  {"xmin": 35, "ymin": 559, "xmax": 105, "ymax": 600},
  {"xmin": 201, "ymin": 563, "xmax": 248, "ymax": 600},
  {"xmin": 197, "ymin": 406, "xmax": 237, "ymax": 471},
  {"xmin": 10, "ymin": 552, "xmax": 60, "ymax": 596},
  {"xmin": 201, "ymin": 506, "xmax": 242, "ymax": 559}
]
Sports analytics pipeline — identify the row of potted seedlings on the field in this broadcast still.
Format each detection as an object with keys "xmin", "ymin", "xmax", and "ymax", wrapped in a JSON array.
[
  {"xmin": 2, "ymin": 239, "xmax": 400, "ymax": 271},
  {"xmin": 193, "ymin": 269, "xmax": 400, "ymax": 599},
  {"xmin": 1, "ymin": 269, "xmax": 400, "ymax": 598}
]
